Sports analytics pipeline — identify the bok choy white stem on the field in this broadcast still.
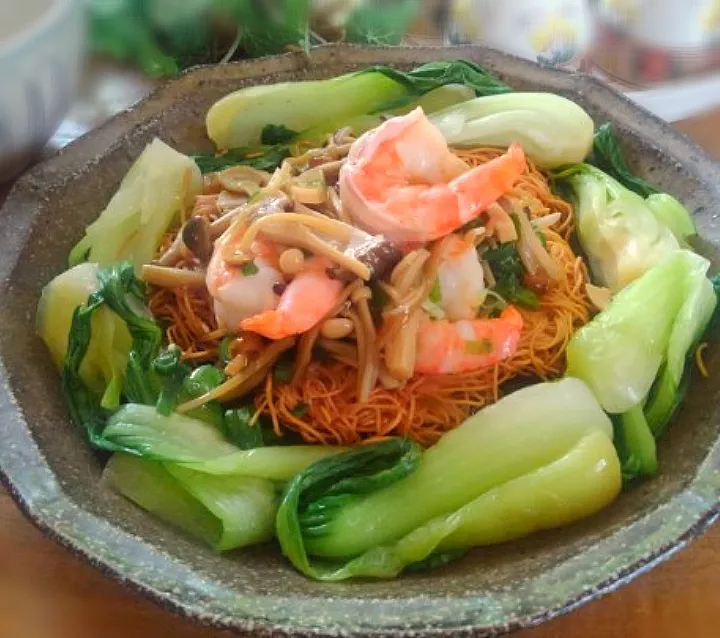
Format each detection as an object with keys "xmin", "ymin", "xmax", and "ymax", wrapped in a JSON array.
[{"xmin": 430, "ymin": 93, "xmax": 594, "ymax": 169}]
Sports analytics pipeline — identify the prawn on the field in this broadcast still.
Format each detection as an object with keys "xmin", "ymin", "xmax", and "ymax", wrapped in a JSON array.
[
  {"xmin": 240, "ymin": 259, "xmax": 343, "ymax": 340},
  {"xmin": 415, "ymin": 306, "xmax": 523, "ymax": 375},
  {"xmin": 339, "ymin": 107, "xmax": 527, "ymax": 243},
  {"xmin": 206, "ymin": 227, "xmax": 284, "ymax": 331},
  {"xmin": 434, "ymin": 235, "xmax": 487, "ymax": 321}
]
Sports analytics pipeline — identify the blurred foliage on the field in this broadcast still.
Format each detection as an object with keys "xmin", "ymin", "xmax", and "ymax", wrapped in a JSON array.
[{"xmin": 87, "ymin": 0, "xmax": 421, "ymax": 77}]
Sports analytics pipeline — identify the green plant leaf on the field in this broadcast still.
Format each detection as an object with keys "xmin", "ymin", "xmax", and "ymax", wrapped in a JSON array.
[{"xmin": 590, "ymin": 123, "xmax": 659, "ymax": 198}]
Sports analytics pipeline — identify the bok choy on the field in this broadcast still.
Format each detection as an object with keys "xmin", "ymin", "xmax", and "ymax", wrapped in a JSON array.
[
  {"xmin": 102, "ymin": 406, "xmax": 345, "ymax": 550},
  {"xmin": 276, "ymin": 379, "xmax": 621, "ymax": 579},
  {"xmin": 429, "ymin": 93, "xmax": 594, "ymax": 169},
  {"xmin": 104, "ymin": 453, "xmax": 277, "ymax": 550},
  {"xmin": 206, "ymin": 60, "xmax": 510, "ymax": 150},
  {"xmin": 37, "ymin": 263, "xmax": 131, "ymax": 410},
  {"xmin": 566, "ymin": 250, "xmax": 717, "ymax": 479},
  {"xmin": 103, "ymin": 403, "xmax": 345, "ymax": 480},
  {"xmin": 69, "ymin": 139, "xmax": 202, "ymax": 273},
  {"xmin": 554, "ymin": 164, "xmax": 695, "ymax": 291}
]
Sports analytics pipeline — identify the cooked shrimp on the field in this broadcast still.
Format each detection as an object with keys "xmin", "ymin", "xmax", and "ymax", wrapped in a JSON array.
[
  {"xmin": 436, "ymin": 235, "xmax": 487, "ymax": 321},
  {"xmin": 339, "ymin": 107, "xmax": 527, "ymax": 242},
  {"xmin": 415, "ymin": 306, "xmax": 523, "ymax": 374},
  {"xmin": 240, "ymin": 258, "xmax": 344, "ymax": 340},
  {"xmin": 206, "ymin": 228, "xmax": 283, "ymax": 331}
]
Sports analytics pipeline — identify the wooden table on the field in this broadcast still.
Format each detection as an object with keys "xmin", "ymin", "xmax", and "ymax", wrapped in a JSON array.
[{"xmin": 1, "ymin": 110, "xmax": 719, "ymax": 638}]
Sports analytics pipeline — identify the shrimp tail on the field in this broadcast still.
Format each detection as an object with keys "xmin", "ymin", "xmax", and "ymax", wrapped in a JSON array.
[
  {"xmin": 450, "ymin": 143, "xmax": 527, "ymax": 221},
  {"xmin": 241, "ymin": 310, "xmax": 293, "ymax": 340}
]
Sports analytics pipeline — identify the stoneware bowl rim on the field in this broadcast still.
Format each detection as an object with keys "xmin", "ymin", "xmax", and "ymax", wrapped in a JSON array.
[{"xmin": 2, "ymin": 44, "xmax": 720, "ymax": 637}]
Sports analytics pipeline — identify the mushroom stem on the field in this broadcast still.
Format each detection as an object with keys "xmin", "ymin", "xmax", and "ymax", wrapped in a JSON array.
[{"xmin": 141, "ymin": 265, "xmax": 207, "ymax": 288}]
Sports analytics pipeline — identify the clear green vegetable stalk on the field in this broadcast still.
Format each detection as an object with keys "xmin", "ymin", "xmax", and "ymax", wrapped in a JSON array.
[
  {"xmin": 102, "ymin": 405, "xmax": 346, "ymax": 549},
  {"xmin": 104, "ymin": 453, "xmax": 278, "ymax": 550},
  {"xmin": 37, "ymin": 263, "xmax": 131, "ymax": 411},
  {"xmin": 206, "ymin": 60, "xmax": 511, "ymax": 150},
  {"xmin": 567, "ymin": 250, "xmax": 717, "ymax": 480},
  {"xmin": 49, "ymin": 262, "xmax": 163, "ymax": 450},
  {"xmin": 69, "ymin": 139, "xmax": 202, "ymax": 274},
  {"xmin": 553, "ymin": 163, "xmax": 694, "ymax": 292},
  {"xmin": 429, "ymin": 92, "xmax": 595, "ymax": 169},
  {"xmin": 276, "ymin": 379, "xmax": 621, "ymax": 580}
]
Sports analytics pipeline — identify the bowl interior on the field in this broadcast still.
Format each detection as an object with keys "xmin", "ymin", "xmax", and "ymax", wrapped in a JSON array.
[{"xmin": 1, "ymin": 46, "xmax": 720, "ymax": 636}]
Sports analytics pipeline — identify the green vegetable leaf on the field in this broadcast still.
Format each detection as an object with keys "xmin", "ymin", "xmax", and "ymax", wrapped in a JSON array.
[
  {"xmin": 192, "ymin": 144, "xmax": 291, "ymax": 174},
  {"xmin": 261, "ymin": 124, "xmax": 298, "ymax": 145},
  {"xmin": 181, "ymin": 365, "xmax": 227, "ymax": 430},
  {"xmin": 645, "ymin": 193, "xmax": 697, "ymax": 245},
  {"xmin": 567, "ymin": 250, "xmax": 716, "ymax": 418},
  {"xmin": 70, "ymin": 139, "xmax": 201, "ymax": 274},
  {"xmin": 153, "ymin": 345, "xmax": 192, "ymax": 416},
  {"xmin": 275, "ymin": 438, "xmax": 422, "ymax": 580},
  {"xmin": 61, "ymin": 262, "xmax": 163, "ymax": 451},
  {"xmin": 103, "ymin": 403, "xmax": 238, "ymax": 462},
  {"xmin": 95, "ymin": 264, "xmax": 163, "ymax": 405},
  {"xmin": 218, "ymin": 334, "xmax": 234, "ymax": 365},
  {"xmin": 483, "ymin": 243, "xmax": 539, "ymax": 310},
  {"xmin": 276, "ymin": 380, "xmax": 616, "ymax": 580},
  {"xmin": 214, "ymin": 0, "xmax": 310, "ymax": 57},
  {"xmin": 368, "ymin": 60, "xmax": 512, "ymax": 113},
  {"xmin": 345, "ymin": 0, "xmax": 420, "ymax": 46},
  {"xmin": 225, "ymin": 407, "xmax": 265, "ymax": 450},
  {"xmin": 87, "ymin": 0, "xmax": 179, "ymax": 77},
  {"xmin": 591, "ymin": 123, "xmax": 659, "ymax": 198},
  {"xmin": 208, "ymin": 60, "xmax": 506, "ymax": 150}
]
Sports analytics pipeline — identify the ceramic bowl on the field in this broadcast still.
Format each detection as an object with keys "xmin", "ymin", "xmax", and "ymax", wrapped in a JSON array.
[
  {"xmin": 0, "ymin": 0, "xmax": 84, "ymax": 181},
  {"xmin": 1, "ymin": 45, "xmax": 720, "ymax": 637}
]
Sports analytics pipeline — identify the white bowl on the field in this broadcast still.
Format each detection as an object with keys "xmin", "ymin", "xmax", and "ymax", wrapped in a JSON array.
[{"xmin": 0, "ymin": 0, "xmax": 84, "ymax": 181}]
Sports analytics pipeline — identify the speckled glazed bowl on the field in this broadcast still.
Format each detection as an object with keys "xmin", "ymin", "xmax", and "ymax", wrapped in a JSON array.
[{"xmin": 1, "ymin": 45, "xmax": 720, "ymax": 637}]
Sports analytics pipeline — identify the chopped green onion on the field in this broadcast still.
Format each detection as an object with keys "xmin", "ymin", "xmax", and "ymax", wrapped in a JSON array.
[
  {"xmin": 429, "ymin": 279, "xmax": 442, "ymax": 304},
  {"xmin": 241, "ymin": 262, "xmax": 259, "ymax": 276}
]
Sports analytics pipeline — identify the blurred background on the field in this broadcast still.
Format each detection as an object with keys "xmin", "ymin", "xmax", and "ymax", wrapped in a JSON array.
[{"xmin": 1, "ymin": 0, "xmax": 720, "ymax": 181}]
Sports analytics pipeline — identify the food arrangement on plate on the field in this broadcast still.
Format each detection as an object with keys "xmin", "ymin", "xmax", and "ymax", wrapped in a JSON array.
[{"xmin": 36, "ymin": 59, "xmax": 719, "ymax": 581}]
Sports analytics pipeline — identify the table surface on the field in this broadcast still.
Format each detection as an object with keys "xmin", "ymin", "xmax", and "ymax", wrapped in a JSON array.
[{"xmin": 1, "ymin": 92, "xmax": 719, "ymax": 638}]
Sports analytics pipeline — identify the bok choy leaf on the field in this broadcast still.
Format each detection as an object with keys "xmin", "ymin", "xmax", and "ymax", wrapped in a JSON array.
[
  {"xmin": 279, "ymin": 429, "xmax": 618, "ymax": 580},
  {"xmin": 103, "ymin": 404, "xmax": 238, "ymax": 462},
  {"xmin": 58, "ymin": 262, "xmax": 163, "ymax": 450},
  {"xmin": 590, "ymin": 123, "xmax": 659, "ymax": 198},
  {"xmin": 37, "ymin": 263, "xmax": 131, "ymax": 411},
  {"xmin": 103, "ymin": 403, "xmax": 344, "ymax": 479}
]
